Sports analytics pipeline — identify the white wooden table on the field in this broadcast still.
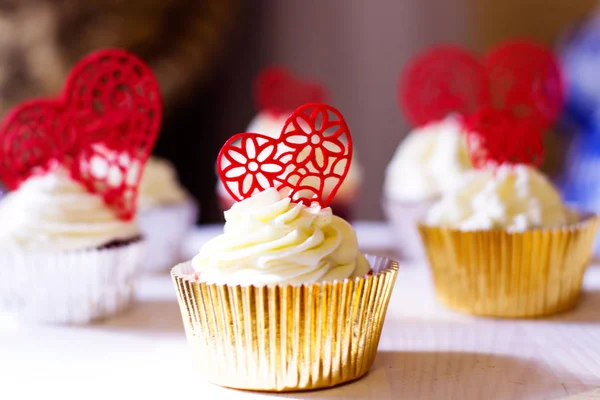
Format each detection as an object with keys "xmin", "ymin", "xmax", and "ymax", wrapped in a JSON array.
[{"xmin": 2, "ymin": 222, "xmax": 600, "ymax": 400}]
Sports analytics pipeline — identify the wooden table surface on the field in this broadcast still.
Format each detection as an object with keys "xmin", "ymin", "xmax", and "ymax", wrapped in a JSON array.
[{"xmin": 2, "ymin": 222, "xmax": 600, "ymax": 400}]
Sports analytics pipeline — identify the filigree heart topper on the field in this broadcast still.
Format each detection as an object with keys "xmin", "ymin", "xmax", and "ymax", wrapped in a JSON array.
[
  {"xmin": 399, "ymin": 39, "xmax": 564, "ymax": 130},
  {"xmin": 218, "ymin": 103, "xmax": 351, "ymax": 207},
  {"xmin": 465, "ymin": 107, "xmax": 545, "ymax": 169},
  {"xmin": 0, "ymin": 49, "xmax": 162, "ymax": 220},
  {"xmin": 255, "ymin": 66, "xmax": 327, "ymax": 117}
]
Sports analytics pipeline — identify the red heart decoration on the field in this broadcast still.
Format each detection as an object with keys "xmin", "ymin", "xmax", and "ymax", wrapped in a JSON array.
[
  {"xmin": 485, "ymin": 40, "xmax": 564, "ymax": 130},
  {"xmin": 400, "ymin": 45, "xmax": 490, "ymax": 127},
  {"xmin": 218, "ymin": 103, "xmax": 352, "ymax": 208},
  {"xmin": 255, "ymin": 67, "xmax": 327, "ymax": 116},
  {"xmin": 399, "ymin": 39, "xmax": 564, "ymax": 131},
  {"xmin": 0, "ymin": 49, "xmax": 162, "ymax": 220},
  {"xmin": 465, "ymin": 107, "xmax": 544, "ymax": 169}
]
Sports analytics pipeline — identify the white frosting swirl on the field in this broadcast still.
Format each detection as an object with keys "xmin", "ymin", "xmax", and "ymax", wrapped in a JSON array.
[
  {"xmin": 425, "ymin": 165, "xmax": 576, "ymax": 231},
  {"xmin": 0, "ymin": 168, "xmax": 139, "ymax": 251},
  {"xmin": 192, "ymin": 188, "xmax": 370, "ymax": 286},
  {"xmin": 384, "ymin": 117, "xmax": 472, "ymax": 202},
  {"xmin": 138, "ymin": 157, "xmax": 189, "ymax": 209},
  {"xmin": 216, "ymin": 112, "xmax": 363, "ymax": 200}
]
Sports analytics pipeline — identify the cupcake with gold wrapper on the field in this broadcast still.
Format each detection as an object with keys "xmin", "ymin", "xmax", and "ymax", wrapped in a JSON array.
[
  {"xmin": 419, "ymin": 106, "xmax": 599, "ymax": 318},
  {"xmin": 386, "ymin": 40, "xmax": 569, "ymax": 261},
  {"xmin": 173, "ymin": 103, "xmax": 398, "ymax": 392}
]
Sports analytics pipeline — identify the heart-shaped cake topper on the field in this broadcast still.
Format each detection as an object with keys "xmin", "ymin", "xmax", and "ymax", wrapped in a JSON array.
[
  {"xmin": 399, "ymin": 39, "xmax": 564, "ymax": 130},
  {"xmin": 465, "ymin": 107, "xmax": 544, "ymax": 169},
  {"xmin": 218, "ymin": 103, "xmax": 352, "ymax": 208},
  {"xmin": 0, "ymin": 49, "xmax": 162, "ymax": 220},
  {"xmin": 255, "ymin": 67, "xmax": 327, "ymax": 117},
  {"xmin": 485, "ymin": 39, "xmax": 564, "ymax": 130},
  {"xmin": 400, "ymin": 45, "xmax": 490, "ymax": 126}
]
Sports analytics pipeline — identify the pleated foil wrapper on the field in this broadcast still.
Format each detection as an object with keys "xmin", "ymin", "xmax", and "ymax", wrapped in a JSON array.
[
  {"xmin": 0, "ymin": 239, "xmax": 144, "ymax": 324},
  {"xmin": 171, "ymin": 255, "xmax": 398, "ymax": 392},
  {"xmin": 419, "ymin": 215, "xmax": 599, "ymax": 318},
  {"xmin": 138, "ymin": 199, "xmax": 198, "ymax": 273}
]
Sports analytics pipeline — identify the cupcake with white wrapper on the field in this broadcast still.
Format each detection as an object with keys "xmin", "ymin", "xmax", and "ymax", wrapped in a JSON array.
[
  {"xmin": 217, "ymin": 67, "xmax": 362, "ymax": 221},
  {"xmin": 137, "ymin": 156, "xmax": 198, "ymax": 272},
  {"xmin": 0, "ymin": 49, "xmax": 162, "ymax": 324}
]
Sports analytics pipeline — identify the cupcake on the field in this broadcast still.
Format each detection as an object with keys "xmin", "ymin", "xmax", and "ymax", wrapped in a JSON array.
[
  {"xmin": 173, "ymin": 103, "xmax": 398, "ymax": 392},
  {"xmin": 137, "ymin": 156, "xmax": 198, "ymax": 272},
  {"xmin": 419, "ymin": 108, "xmax": 598, "ymax": 318},
  {"xmin": 386, "ymin": 40, "xmax": 565, "ymax": 260},
  {"xmin": 0, "ymin": 168, "xmax": 145, "ymax": 323},
  {"xmin": 216, "ymin": 66, "xmax": 362, "ymax": 220},
  {"xmin": 0, "ymin": 49, "xmax": 162, "ymax": 324},
  {"xmin": 383, "ymin": 116, "xmax": 472, "ymax": 260}
]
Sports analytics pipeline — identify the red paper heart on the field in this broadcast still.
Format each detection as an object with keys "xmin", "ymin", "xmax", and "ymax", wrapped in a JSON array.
[
  {"xmin": 485, "ymin": 40, "xmax": 564, "ymax": 130},
  {"xmin": 465, "ymin": 107, "xmax": 544, "ymax": 169},
  {"xmin": 0, "ymin": 49, "xmax": 162, "ymax": 220},
  {"xmin": 255, "ymin": 67, "xmax": 327, "ymax": 116},
  {"xmin": 218, "ymin": 103, "xmax": 352, "ymax": 208},
  {"xmin": 400, "ymin": 46, "xmax": 490, "ymax": 127},
  {"xmin": 399, "ymin": 40, "xmax": 564, "ymax": 130}
]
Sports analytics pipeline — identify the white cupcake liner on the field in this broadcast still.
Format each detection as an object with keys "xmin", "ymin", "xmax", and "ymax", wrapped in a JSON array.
[
  {"xmin": 0, "ymin": 239, "xmax": 144, "ymax": 325},
  {"xmin": 138, "ymin": 199, "xmax": 198, "ymax": 273},
  {"xmin": 382, "ymin": 197, "xmax": 434, "ymax": 261}
]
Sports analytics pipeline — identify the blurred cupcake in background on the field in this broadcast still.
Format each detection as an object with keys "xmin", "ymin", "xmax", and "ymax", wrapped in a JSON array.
[
  {"xmin": 556, "ymin": 130, "xmax": 600, "ymax": 258},
  {"xmin": 0, "ymin": 49, "xmax": 161, "ymax": 324},
  {"xmin": 420, "ymin": 107, "xmax": 598, "ymax": 318},
  {"xmin": 216, "ymin": 66, "xmax": 363, "ymax": 220},
  {"xmin": 0, "ymin": 168, "xmax": 145, "ymax": 324},
  {"xmin": 556, "ymin": 11, "xmax": 600, "ymax": 256},
  {"xmin": 137, "ymin": 156, "xmax": 198, "ymax": 272},
  {"xmin": 383, "ymin": 46, "xmax": 485, "ymax": 260},
  {"xmin": 385, "ymin": 40, "xmax": 566, "ymax": 261},
  {"xmin": 383, "ymin": 115, "xmax": 473, "ymax": 260}
]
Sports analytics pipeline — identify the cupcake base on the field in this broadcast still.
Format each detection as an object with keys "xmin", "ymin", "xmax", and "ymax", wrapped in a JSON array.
[
  {"xmin": 383, "ymin": 197, "xmax": 433, "ymax": 261},
  {"xmin": 138, "ymin": 199, "xmax": 198, "ymax": 273},
  {"xmin": 171, "ymin": 255, "xmax": 398, "ymax": 392},
  {"xmin": 0, "ymin": 238, "xmax": 145, "ymax": 324},
  {"xmin": 419, "ymin": 215, "xmax": 599, "ymax": 318}
]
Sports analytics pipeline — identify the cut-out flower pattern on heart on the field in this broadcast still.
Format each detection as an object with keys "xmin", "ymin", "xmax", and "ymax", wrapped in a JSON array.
[
  {"xmin": 281, "ymin": 107, "xmax": 348, "ymax": 171},
  {"xmin": 218, "ymin": 103, "xmax": 352, "ymax": 208},
  {"xmin": 219, "ymin": 134, "xmax": 282, "ymax": 199}
]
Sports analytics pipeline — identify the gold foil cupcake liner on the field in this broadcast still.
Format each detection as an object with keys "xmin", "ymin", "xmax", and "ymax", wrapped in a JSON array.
[
  {"xmin": 419, "ymin": 215, "xmax": 599, "ymax": 318},
  {"xmin": 171, "ymin": 255, "xmax": 398, "ymax": 392}
]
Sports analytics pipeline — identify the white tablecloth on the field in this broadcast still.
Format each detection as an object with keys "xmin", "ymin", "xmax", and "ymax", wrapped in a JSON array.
[{"xmin": 2, "ymin": 222, "xmax": 600, "ymax": 400}]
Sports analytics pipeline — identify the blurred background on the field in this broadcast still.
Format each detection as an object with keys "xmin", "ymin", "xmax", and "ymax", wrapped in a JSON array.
[{"xmin": 0, "ymin": 0, "xmax": 599, "ymax": 223}]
